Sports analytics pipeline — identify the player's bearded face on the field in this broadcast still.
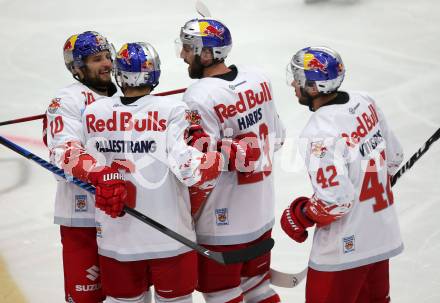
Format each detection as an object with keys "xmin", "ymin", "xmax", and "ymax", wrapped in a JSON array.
[
  {"xmin": 82, "ymin": 51, "xmax": 113, "ymax": 89},
  {"xmin": 292, "ymin": 81, "xmax": 309, "ymax": 105},
  {"xmin": 181, "ymin": 45, "xmax": 204, "ymax": 79}
]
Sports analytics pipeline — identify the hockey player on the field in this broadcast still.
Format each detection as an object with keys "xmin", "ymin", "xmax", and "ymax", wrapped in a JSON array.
[
  {"xmin": 280, "ymin": 46, "xmax": 404, "ymax": 302},
  {"xmin": 75, "ymin": 42, "xmax": 223, "ymax": 303},
  {"xmin": 44, "ymin": 31, "xmax": 118, "ymax": 303},
  {"xmin": 177, "ymin": 18, "xmax": 285, "ymax": 303}
]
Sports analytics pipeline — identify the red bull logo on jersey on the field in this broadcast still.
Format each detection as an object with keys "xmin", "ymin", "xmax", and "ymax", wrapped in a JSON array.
[
  {"xmin": 341, "ymin": 104, "xmax": 379, "ymax": 148},
  {"xmin": 48, "ymin": 98, "xmax": 61, "ymax": 114},
  {"xmin": 304, "ymin": 53, "xmax": 328, "ymax": 73},
  {"xmin": 85, "ymin": 111, "xmax": 167, "ymax": 133},
  {"xmin": 200, "ymin": 21, "xmax": 225, "ymax": 40},
  {"xmin": 214, "ymin": 82, "xmax": 272, "ymax": 123}
]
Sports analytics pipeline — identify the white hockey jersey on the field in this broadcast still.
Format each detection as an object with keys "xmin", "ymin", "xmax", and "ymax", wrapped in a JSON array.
[
  {"xmin": 299, "ymin": 91, "xmax": 404, "ymax": 271},
  {"xmin": 82, "ymin": 95, "xmax": 206, "ymax": 261},
  {"xmin": 45, "ymin": 82, "xmax": 117, "ymax": 227},
  {"xmin": 183, "ymin": 65, "xmax": 286, "ymax": 245}
]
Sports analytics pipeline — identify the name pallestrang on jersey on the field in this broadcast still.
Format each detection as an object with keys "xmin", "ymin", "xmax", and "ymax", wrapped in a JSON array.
[
  {"xmin": 94, "ymin": 139, "xmax": 157, "ymax": 154},
  {"xmin": 85, "ymin": 111, "xmax": 167, "ymax": 133},
  {"xmin": 213, "ymin": 82, "xmax": 272, "ymax": 131}
]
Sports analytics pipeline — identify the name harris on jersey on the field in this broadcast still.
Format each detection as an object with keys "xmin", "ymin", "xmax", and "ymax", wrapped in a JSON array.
[{"xmin": 213, "ymin": 82, "xmax": 272, "ymax": 131}]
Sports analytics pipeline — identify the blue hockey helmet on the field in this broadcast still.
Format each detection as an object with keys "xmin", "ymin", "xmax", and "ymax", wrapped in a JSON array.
[
  {"xmin": 179, "ymin": 18, "xmax": 232, "ymax": 60},
  {"xmin": 63, "ymin": 31, "xmax": 114, "ymax": 74},
  {"xmin": 287, "ymin": 46, "xmax": 345, "ymax": 94},
  {"xmin": 115, "ymin": 42, "xmax": 161, "ymax": 88}
]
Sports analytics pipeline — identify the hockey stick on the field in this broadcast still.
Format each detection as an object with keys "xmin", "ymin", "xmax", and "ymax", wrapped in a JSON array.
[
  {"xmin": 0, "ymin": 114, "xmax": 45, "ymax": 127},
  {"xmin": 195, "ymin": 0, "xmax": 212, "ymax": 17},
  {"xmin": 0, "ymin": 88, "xmax": 187, "ymax": 127},
  {"xmin": 391, "ymin": 127, "xmax": 440, "ymax": 186},
  {"xmin": 0, "ymin": 135, "xmax": 274, "ymax": 265},
  {"xmin": 271, "ymin": 127, "xmax": 440, "ymax": 287}
]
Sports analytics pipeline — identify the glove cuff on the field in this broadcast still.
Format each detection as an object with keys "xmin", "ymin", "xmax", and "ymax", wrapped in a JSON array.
[{"xmin": 290, "ymin": 197, "xmax": 315, "ymax": 228}]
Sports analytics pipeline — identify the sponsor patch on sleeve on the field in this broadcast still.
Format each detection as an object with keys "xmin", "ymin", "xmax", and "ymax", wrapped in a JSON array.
[
  {"xmin": 311, "ymin": 140, "xmax": 327, "ymax": 158},
  {"xmin": 48, "ymin": 98, "xmax": 61, "ymax": 114},
  {"xmin": 185, "ymin": 110, "xmax": 202, "ymax": 125}
]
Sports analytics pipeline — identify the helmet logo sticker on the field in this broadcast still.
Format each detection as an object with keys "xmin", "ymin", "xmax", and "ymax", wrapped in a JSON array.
[
  {"xmin": 200, "ymin": 22, "xmax": 225, "ymax": 40},
  {"xmin": 304, "ymin": 54, "xmax": 328, "ymax": 73},
  {"xmin": 117, "ymin": 44, "xmax": 131, "ymax": 65},
  {"xmin": 63, "ymin": 35, "xmax": 78, "ymax": 51}
]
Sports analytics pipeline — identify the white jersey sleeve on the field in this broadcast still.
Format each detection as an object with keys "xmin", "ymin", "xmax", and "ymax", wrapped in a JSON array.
[
  {"xmin": 46, "ymin": 86, "xmax": 86, "ymax": 168},
  {"xmin": 44, "ymin": 82, "xmax": 115, "ymax": 227},
  {"xmin": 183, "ymin": 85, "xmax": 222, "ymax": 144},
  {"xmin": 360, "ymin": 93, "xmax": 404, "ymax": 175},
  {"xmin": 166, "ymin": 104, "xmax": 207, "ymax": 186},
  {"xmin": 299, "ymin": 117, "xmax": 355, "ymax": 225}
]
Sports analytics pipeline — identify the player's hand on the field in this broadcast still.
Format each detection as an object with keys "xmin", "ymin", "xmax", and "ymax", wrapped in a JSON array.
[
  {"xmin": 217, "ymin": 137, "xmax": 259, "ymax": 172},
  {"xmin": 88, "ymin": 167, "xmax": 128, "ymax": 218},
  {"xmin": 185, "ymin": 124, "xmax": 210, "ymax": 153},
  {"xmin": 280, "ymin": 197, "xmax": 315, "ymax": 243}
]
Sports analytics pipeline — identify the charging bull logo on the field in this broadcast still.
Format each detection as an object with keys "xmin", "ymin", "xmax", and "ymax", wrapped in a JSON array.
[
  {"xmin": 304, "ymin": 54, "xmax": 328, "ymax": 73},
  {"xmin": 117, "ymin": 44, "xmax": 131, "ymax": 65},
  {"xmin": 142, "ymin": 59, "xmax": 154, "ymax": 71},
  {"xmin": 48, "ymin": 98, "xmax": 61, "ymax": 114},
  {"xmin": 63, "ymin": 35, "xmax": 78, "ymax": 51},
  {"xmin": 200, "ymin": 22, "xmax": 225, "ymax": 40}
]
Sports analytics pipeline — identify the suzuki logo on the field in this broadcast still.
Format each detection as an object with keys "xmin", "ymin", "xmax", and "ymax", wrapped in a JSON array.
[{"xmin": 86, "ymin": 265, "xmax": 100, "ymax": 281}]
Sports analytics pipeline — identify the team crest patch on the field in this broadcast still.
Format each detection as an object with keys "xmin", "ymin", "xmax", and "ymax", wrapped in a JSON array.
[
  {"xmin": 215, "ymin": 208, "xmax": 229, "ymax": 226},
  {"xmin": 48, "ymin": 98, "xmax": 61, "ymax": 114},
  {"xmin": 96, "ymin": 222, "xmax": 103, "ymax": 238},
  {"xmin": 343, "ymin": 235, "xmax": 355, "ymax": 253},
  {"xmin": 75, "ymin": 195, "xmax": 87, "ymax": 212},
  {"xmin": 185, "ymin": 110, "xmax": 202, "ymax": 125},
  {"xmin": 311, "ymin": 141, "xmax": 327, "ymax": 158}
]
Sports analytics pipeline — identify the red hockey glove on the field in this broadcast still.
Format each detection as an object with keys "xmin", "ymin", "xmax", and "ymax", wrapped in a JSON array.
[
  {"xmin": 185, "ymin": 124, "xmax": 210, "ymax": 153},
  {"xmin": 217, "ymin": 136, "xmax": 260, "ymax": 172},
  {"xmin": 88, "ymin": 167, "xmax": 128, "ymax": 218},
  {"xmin": 280, "ymin": 197, "xmax": 315, "ymax": 243}
]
